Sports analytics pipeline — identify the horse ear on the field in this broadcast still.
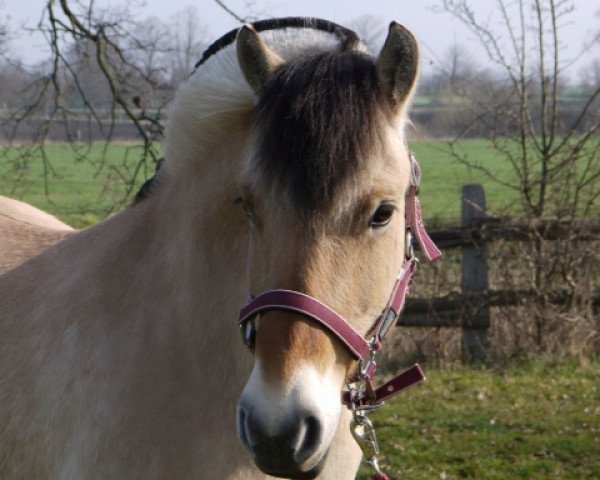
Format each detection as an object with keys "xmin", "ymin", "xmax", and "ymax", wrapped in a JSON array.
[
  {"xmin": 376, "ymin": 22, "xmax": 419, "ymax": 107},
  {"xmin": 236, "ymin": 24, "xmax": 284, "ymax": 94}
]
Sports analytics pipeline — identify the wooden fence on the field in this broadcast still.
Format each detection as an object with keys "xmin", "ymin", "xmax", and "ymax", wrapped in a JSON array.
[{"xmin": 398, "ymin": 184, "xmax": 600, "ymax": 361}]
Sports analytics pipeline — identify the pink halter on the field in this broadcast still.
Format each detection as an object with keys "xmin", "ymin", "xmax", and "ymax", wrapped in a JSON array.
[{"xmin": 238, "ymin": 152, "xmax": 441, "ymax": 407}]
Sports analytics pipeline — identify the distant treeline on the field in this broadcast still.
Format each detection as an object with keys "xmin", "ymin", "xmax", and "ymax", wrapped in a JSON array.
[
  {"xmin": 410, "ymin": 101, "xmax": 598, "ymax": 139},
  {"xmin": 1, "ymin": 98, "xmax": 596, "ymax": 142}
]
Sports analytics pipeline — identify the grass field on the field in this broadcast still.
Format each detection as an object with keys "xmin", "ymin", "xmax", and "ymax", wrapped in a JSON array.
[
  {"xmin": 0, "ymin": 140, "xmax": 517, "ymax": 227},
  {"xmin": 411, "ymin": 141, "xmax": 516, "ymax": 221},
  {"xmin": 0, "ymin": 143, "xmax": 160, "ymax": 227},
  {"xmin": 357, "ymin": 360, "xmax": 600, "ymax": 479}
]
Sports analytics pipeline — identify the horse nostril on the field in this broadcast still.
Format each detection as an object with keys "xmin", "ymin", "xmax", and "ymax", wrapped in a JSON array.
[
  {"xmin": 237, "ymin": 405, "xmax": 325, "ymax": 475},
  {"xmin": 236, "ymin": 404, "xmax": 251, "ymax": 450},
  {"xmin": 294, "ymin": 415, "xmax": 322, "ymax": 465}
]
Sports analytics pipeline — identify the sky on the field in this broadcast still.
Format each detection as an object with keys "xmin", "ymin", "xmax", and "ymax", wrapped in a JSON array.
[{"xmin": 5, "ymin": 0, "xmax": 600, "ymax": 82}]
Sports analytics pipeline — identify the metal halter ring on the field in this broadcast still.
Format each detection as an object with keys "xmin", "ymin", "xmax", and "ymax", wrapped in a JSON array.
[{"xmin": 405, "ymin": 229, "xmax": 414, "ymax": 260}]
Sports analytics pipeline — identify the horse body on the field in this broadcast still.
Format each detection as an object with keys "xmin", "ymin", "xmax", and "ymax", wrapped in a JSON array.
[
  {"xmin": 0, "ymin": 196, "xmax": 73, "ymax": 275},
  {"xmin": 0, "ymin": 196, "xmax": 73, "ymax": 231},
  {"xmin": 1, "ymin": 20, "xmax": 421, "ymax": 479}
]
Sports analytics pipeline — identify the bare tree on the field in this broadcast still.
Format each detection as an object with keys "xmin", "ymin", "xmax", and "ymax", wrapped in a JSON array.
[
  {"xmin": 0, "ymin": 24, "xmax": 7, "ymax": 56},
  {"xmin": 438, "ymin": 0, "xmax": 599, "ymax": 215},
  {"xmin": 0, "ymin": 1, "xmax": 213, "ymax": 217},
  {"xmin": 168, "ymin": 7, "xmax": 209, "ymax": 86},
  {"xmin": 436, "ymin": 0, "xmax": 600, "ymax": 352},
  {"xmin": 0, "ymin": 2, "xmax": 8, "ymax": 55},
  {"xmin": 579, "ymin": 59, "xmax": 600, "ymax": 91},
  {"xmin": 578, "ymin": 9, "xmax": 600, "ymax": 91},
  {"xmin": 348, "ymin": 15, "xmax": 386, "ymax": 54}
]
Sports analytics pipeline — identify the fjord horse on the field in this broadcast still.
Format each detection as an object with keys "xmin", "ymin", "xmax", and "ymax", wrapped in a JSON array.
[{"xmin": 0, "ymin": 19, "xmax": 421, "ymax": 479}]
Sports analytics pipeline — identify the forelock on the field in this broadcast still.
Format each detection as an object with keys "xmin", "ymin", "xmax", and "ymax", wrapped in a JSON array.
[{"xmin": 252, "ymin": 50, "xmax": 393, "ymax": 213}]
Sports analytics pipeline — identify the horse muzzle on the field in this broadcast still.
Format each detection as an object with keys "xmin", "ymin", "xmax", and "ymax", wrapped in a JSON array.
[
  {"xmin": 236, "ymin": 359, "xmax": 341, "ymax": 478},
  {"xmin": 237, "ymin": 400, "xmax": 327, "ymax": 478}
]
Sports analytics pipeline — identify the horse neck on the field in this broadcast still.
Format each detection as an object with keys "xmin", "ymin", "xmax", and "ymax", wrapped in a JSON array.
[
  {"xmin": 127, "ymin": 162, "xmax": 250, "ymax": 364},
  {"xmin": 37, "ymin": 135, "xmax": 253, "ymax": 388}
]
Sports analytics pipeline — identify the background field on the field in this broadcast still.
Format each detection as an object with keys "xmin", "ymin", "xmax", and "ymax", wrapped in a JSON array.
[
  {"xmin": 357, "ymin": 360, "xmax": 599, "ymax": 479},
  {"xmin": 0, "ymin": 140, "xmax": 516, "ymax": 227},
  {"xmin": 0, "ymin": 143, "xmax": 160, "ymax": 227}
]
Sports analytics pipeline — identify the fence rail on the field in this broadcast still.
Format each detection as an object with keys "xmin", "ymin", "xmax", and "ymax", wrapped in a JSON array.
[
  {"xmin": 400, "ymin": 289, "xmax": 600, "ymax": 327},
  {"xmin": 419, "ymin": 219, "xmax": 600, "ymax": 250},
  {"xmin": 401, "ymin": 184, "xmax": 598, "ymax": 361}
]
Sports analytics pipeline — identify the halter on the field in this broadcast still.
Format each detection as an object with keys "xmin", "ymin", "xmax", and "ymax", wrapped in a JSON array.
[{"xmin": 238, "ymin": 151, "xmax": 441, "ymax": 479}]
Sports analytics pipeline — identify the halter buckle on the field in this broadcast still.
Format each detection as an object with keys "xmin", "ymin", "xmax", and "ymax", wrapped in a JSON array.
[{"xmin": 346, "ymin": 346, "xmax": 383, "ymax": 410}]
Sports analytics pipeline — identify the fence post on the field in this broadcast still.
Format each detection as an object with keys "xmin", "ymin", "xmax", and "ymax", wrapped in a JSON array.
[{"xmin": 461, "ymin": 184, "xmax": 490, "ymax": 362}]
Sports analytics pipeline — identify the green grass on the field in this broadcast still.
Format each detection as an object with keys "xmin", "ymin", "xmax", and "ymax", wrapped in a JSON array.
[
  {"xmin": 0, "ymin": 143, "xmax": 159, "ymax": 227},
  {"xmin": 357, "ymin": 360, "xmax": 600, "ymax": 479},
  {"xmin": 0, "ymin": 140, "xmax": 520, "ymax": 227},
  {"xmin": 412, "ymin": 140, "xmax": 517, "ymax": 221}
]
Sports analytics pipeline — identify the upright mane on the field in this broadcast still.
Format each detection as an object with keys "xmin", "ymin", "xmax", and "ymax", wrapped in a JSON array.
[{"xmin": 159, "ymin": 19, "xmax": 378, "ymax": 194}]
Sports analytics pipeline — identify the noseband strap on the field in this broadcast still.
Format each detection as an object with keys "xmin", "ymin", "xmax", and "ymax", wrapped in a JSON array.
[{"xmin": 240, "ymin": 290, "xmax": 372, "ymax": 359}]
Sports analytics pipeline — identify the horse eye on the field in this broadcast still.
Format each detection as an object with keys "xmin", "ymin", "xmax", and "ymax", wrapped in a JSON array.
[{"xmin": 370, "ymin": 204, "xmax": 395, "ymax": 229}]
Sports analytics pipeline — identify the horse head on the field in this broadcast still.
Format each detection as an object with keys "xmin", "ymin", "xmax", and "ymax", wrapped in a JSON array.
[{"xmin": 234, "ymin": 21, "xmax": 420, "ymax": 478}]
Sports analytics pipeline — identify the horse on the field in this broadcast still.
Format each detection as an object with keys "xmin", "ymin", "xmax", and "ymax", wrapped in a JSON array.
[
  {"xmin": 0, "ymin": 196, "xmax": 73, "ymax": 275},
  {"xmin": 0, "ymin": 18, "xmax": 433, "ymax": 479}
]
